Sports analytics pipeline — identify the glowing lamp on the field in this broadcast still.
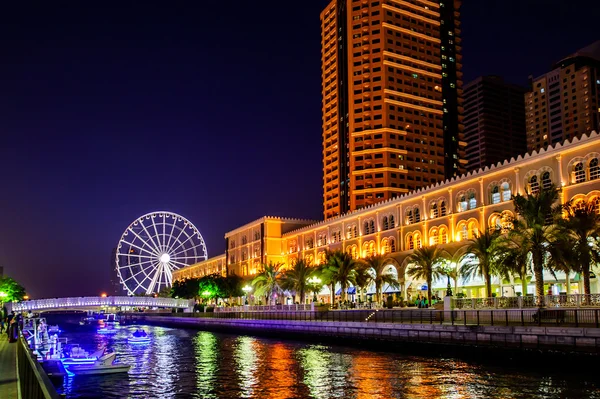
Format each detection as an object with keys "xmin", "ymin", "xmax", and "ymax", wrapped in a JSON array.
[
  {"xmin": 23, "ymin": 295, "xmax": 30, "ymax": 300},
  {"xmin": 0, "ymin": 292, "xmax": 7, "ymax": 298},
  {"xmin": 242, "ymin": 285, "xmax": 252, "ymax": 293},
  {"xmin": 100, "ymin": 293, "xmax": 107, "ymax": 298}
]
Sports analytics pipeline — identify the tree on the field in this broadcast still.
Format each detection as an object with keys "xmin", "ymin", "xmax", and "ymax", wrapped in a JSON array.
[
  {"xmin": 198, "ymin": 275, "xmax": 223, "ymax": 302},
  {"xmin": 406, "ymin": 245, "xmax": 446, "ymax": 305},
  {"xmin": 322, "ymin": 251, "xmax": 359, "ymax": 303},
  {"xmin": 496, "ymin": 235, "xmax": 531, "ymax": 296},
  {"xmin": 353, "ymin": 263, "xmax": 374, "ymax": 303},
  {"xmin": 251, "ymin": 262, "xmax": 284, "ymax": 305},
  {"xmin": 460, "ymin": 230, "xmax": 501, "ymax": 298},
  {"xmin": 171, "ymin": 277, "xmax": 201, "ymax": 299},
  {"xmin": 361, "ymin": 255, "xmax": 399, "ymax": 303},
  {"xmin": 218, "ymin": 274, "xmax": 244, "ymax": 299},
  {"xmin": 281, "ymin": 259, "xmax": 313, "ymax": 304},
  {"xmin": 0, "ymin": 277, "xmax": 26, "ymax": 302},
  {"xmin": 510, "ymin": 185, "xmax": 564, "ymax": 300},
  {"xmin": 558, "ymin": 200, "xmax": 600, "ymax": 296}
]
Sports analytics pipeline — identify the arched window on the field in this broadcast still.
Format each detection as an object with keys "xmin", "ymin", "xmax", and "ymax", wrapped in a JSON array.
[
  {"xmin": 306, "ymin": 238, "xmax": 314, "ymax": 249},
  {"xmin": 529, "ymin": 175, "xmax": 540, "ymax": 194},
  {"xmin": 458, "ymin": 224, "xmax": 468, "ymax": 241},
  {"xmin": 368, "ymin": 241, "xmax": 375, "ymax": 257},
  {"xmin": 382, "ymin": 239, "xmax": 390, "ymax": 254},
  {"xmin": 541, "ymin": 171, "xmax": 552, "ymax": 190},
  {"xmin": 594, "ymin": 197, "xmax": 600, "ymax": 215},
  {"xmin": 406, "ymin": 209, "xmax": 414, "ymax": 224},
  {"xmin": 574, "ymin": 162, "xmax": 585, "ymax": 183},
  {"xmin": 318, "ymin": 251, "xmax": 327, "ymax": 264},
  {"xmin": 468, "ymin": 221, "xmax": 478, "ymax": 239},
  {"xmin": 353, "ymin": 225, "xmax": 358, "ymax": 238},
  {"xmin": 501, "ymin": 182, "xmax": 511, "ymax": 202},
  {"xmin": 254, "ymin": 231, "xmax": 260, "ymax": 241},
  {"xmin": 364, "ymin": 221, "xmax": 369, "ymax": 234},
  {"xmin": 407, "ymin": 235, "xmax": 414, "ymax": 250},
  {"xmin": 414, "ymin": 232, "xmax": 422, "ymax": 248},
  {"xmin": 458, "ymin": 194, "xmax": 467, "ymax": 212},
  {"xmin": 241, "ymin": 236, "xmax": 247, "ymax": 245},
  {"xmin": 439, "ymin": 227, "xmax": 448, "ymax": 244},
  {"xmin": 590, "ymin": 158, "xmax": 599, "ymax": 180},
  {"xmin": 389, "ymin": 238, "xmax": 396, "ymax": 252},
  {"xmin": 431, "ymin": 203, "xmax": 439, "ymax": 219},
  {"xmin": 347, "ymin": 245, "xmax": 358, "ymax": 259},
  {"xmin": 414, "ymin": 208, "xmax": 421, "ymax": 223},
  {"xmin": 369, "ymin": 220, "xmax": 375, "ymax": 233},
  {"xmin": 491, "ymin": 185, "xmax": 500, "ymax": 204},
  {"xmin": 468, "ymin": 191, "xmax": 477, "ymax": 209},
  {"xmin": 429, "ymin": 228, "xmax": 439, "ymax": 245},
  {"xmin": 440, "ymin": 201, "xmax": 447, "ymax": 217},
  {"xmin": 382, "ymin": 216, "xmax": 389, "ymax": 230},
  {"xmin": 389, "ymin": 215, "xmax": 395, "ymax": 228}
]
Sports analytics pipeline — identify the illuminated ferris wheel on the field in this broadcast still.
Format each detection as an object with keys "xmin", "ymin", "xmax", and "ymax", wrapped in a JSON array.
[{"xmin": 115, "ymin": 211, "xmax": 207, "ymax": 295}]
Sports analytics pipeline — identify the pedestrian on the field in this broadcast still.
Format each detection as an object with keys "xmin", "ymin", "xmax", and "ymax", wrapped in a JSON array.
[{"xmin": 0, "ymin": 317, "xmax": 4, "ymax": 334}]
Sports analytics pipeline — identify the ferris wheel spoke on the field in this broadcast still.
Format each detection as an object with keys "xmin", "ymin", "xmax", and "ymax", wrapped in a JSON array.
[
  {"xmin": 171, "ymin": 242, "xmax": 205, "ymax": 258},
  {"xmin": 168, "ymin": 259, "xmax": 192, "ymax": 268},
  {"xmin": 126, "ymin": 227, "xmax": 160, "ymax": 256},
  {"xmin": 169, "ymin": 232, "xmax": 196, "ymax": 255},
  {"xmin": 120, "ymin": 262, "xmax": 157, "ymax": 283},
  {"xmin": 170, "ymin": 255, "xmax": 206, "ymax": 260},
  {"xmin": 164, "ymin": 266, "xmax": 173, "ymax": 286},
  {"xmin": 164, "ymin": 218, "xmax": 178, "ymax": 253},
  {"xmin": 146, "ymin": 262, "xmax": 162, "ymax": 294},
  {"xmin": 120, "ymin": 239, "xmax": 159, "ymax": 257},
  {"xmin": 139, "ymin": 219, "xmax": 163, "ymax": 256},
  {"xmin": 150, "ymin": 215, "xmax": 164, "ymax": 253},
  {"xmin": 167, "ymin": 224, "xmax": 188, "ymax": 254}
]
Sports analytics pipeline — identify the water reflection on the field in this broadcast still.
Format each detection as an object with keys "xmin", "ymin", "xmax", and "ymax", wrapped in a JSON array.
[
  {"xmin": 234, "ymin": 336, "xmax": 260, "ymax": 398},
  {"xmin": 194, "ymin": 331, "xmax": 218, "ymax": 399},
  {"xmin": 46, "ymin": 315, "xmax": 600, "ymax": 399}
]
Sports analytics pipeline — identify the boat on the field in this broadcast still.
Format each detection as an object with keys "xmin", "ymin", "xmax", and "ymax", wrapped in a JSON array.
[
  {"xmin": 48, "ymin": 325, "xmax": 61, "ymax": 334},
  {"xmin": 128, "ymin": 329, "xmax": 151, "ymax": 344},
  {"xmin": 62, "ymin": 345, "xmax": 105, "ymax": 365},
  {"xmin": 97, "ymin": 326, "xmax": 117, "ymax": 334},
  {"xmin": 66, "ymin": 352, "xmax": 130, "ymax": 375},
  {"xmin": 79, "ymin": 316, "xmax": 96, "ymax": 325},
  {"xmin": 105, "ymin": 313, "xmax": 117, "ymax": 323}
]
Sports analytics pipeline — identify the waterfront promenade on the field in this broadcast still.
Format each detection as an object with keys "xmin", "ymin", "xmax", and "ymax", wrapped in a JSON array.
[
  {"xmin": 0, "ymin": 334, "xmax": 19, "ymax": 399},
  {"xmin": 127, "ymin": 308, "xmax": 600, "ymax": 355}
]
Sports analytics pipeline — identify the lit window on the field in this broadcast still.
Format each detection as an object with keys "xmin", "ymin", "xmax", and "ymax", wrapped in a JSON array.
[{"xmin": 541, "ymin": 88, "xmax": 545, "ymax": 93}]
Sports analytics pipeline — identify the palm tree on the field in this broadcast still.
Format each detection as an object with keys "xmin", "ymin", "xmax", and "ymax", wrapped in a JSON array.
[
  {"xmin": 251, "ymin": 262, "xmax": 284, "ymax": 305},
  {"xmin": 509, "ymin": 185, "xmax": 564, "ymax": 300},
  {"xmin": 353, "ymin": 263, "xmax": 374, "ymax": 303},
  {"xmin": 460, "ymin": 230, "xmax": 501, "ymax": 298},
  {"xmin": 281, "ymin": 259, "xmax": 313, "ymax": 304},
  {"xmin": 406, "ymin": 245, "xmax": 446, "ymax": 305},
  {"xmin": 321, "ymin": 250, "xmax": 359, "ymax": 303},
  {"xmin": 361, "ymin": 255, "xmax": 399, "ymax": 303},
  {"xmin": 496, "ymin": 235, "xmax": 531, "ymax": 296},
  {"xmin": 444, "ymin": 245, "xmax": 467, "ymax": 296},
  {"xmin": 558, "ymin": 200, "xmax": 600, "ymax": 296}
]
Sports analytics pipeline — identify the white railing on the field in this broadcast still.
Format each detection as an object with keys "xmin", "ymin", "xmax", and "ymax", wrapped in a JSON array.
[
  {"xmin": 214, "ymin": 303, "xmax": 315, "ymax": 312},
  {"xmin": 8, "ymin": 296, "xmax": 194, "ymax": 312},
  {"xmin": 452, "ymin": 294, "xmax": 600, "ymax": 310}
]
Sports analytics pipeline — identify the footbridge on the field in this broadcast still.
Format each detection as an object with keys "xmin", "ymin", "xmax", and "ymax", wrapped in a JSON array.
[{"xmin": 6, "ymin": 296, "xmax": 194, "ymax": 313}]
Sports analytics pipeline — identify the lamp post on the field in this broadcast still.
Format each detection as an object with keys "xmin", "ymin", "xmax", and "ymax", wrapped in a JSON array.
[
  {"xmin": 442, "ymin": 262, "xmax": 455, "ymax": 297},
  {"xmin": 242, "ymin": 285, "xmax": 252, "ymax": 305}
]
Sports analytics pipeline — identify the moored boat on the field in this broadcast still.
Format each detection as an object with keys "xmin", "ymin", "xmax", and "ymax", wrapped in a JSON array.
[{"xmin": 67, "ymin": 352, "xmax": 130, "ymax": 375}]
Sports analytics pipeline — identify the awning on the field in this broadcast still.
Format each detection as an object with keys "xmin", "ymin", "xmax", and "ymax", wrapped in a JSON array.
[{"xmin": 335, "ymin": 287, "xmax": 356, "ymax": 295}]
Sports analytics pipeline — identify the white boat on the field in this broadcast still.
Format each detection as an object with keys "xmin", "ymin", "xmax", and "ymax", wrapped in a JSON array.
[
  {"xmin": 128, "ymin": 329, "xmax": 151, "ymax": 344},
  {"xmin": 62, "ymin": 346, "xmax": 105, "ymax": 365},
  {"xmin": 67, "ymin": 352, "xmax": 130, "ymax": 375}
]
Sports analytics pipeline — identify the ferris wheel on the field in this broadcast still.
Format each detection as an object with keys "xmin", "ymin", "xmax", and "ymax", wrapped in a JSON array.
[{"xmin": 115, "ymin": 211, "xmax": 207, "ymax": 295}]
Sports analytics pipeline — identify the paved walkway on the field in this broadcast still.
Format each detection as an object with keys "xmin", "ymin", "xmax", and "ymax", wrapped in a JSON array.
[{"xmin": 0, "ymin": 333, "xmax": 19, "ymax": 399}]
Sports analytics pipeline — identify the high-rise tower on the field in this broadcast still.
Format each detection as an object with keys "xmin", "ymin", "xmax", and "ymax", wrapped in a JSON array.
[
  {"xmin": 525, "ymin": 41, "xmax": 600, "ymax": 152},
  {"xmin": 321, "ymin": 0, "xmax": 465, "ymax": 220}
]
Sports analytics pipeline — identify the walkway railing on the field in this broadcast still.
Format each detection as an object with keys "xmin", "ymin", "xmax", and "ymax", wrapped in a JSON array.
[
  {"xmin": 9, "ymin": 296, "xmax": 194, "ymax": 312},
  {"xmin": 452, "ymin": 294, "xmax": 600, "ymax": 310},
  {"xmin": 17, "ymin": 338, "xmax": 62, "ymax": 399},
  {"xmin": 131, "ymin": 308, "xmax": 600, "ymax": 328},
  {"xmin": 215, "ymin": 303, "xmax": 315, "ymax": 312}
]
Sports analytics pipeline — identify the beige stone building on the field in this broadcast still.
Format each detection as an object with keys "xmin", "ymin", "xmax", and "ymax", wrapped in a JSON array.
[{"xmin": 174, "ymin": 131, "xmax": 600, "ymax": 297}]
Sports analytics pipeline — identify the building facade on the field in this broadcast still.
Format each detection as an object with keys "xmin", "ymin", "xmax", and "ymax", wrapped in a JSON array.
[
  {"xmin": 525, "ymin": 41, "xmax": 600, "ymax": 153},
  {"xmin": 321, "ymin": 0, "xmax": 466, "ymax": 220},
  {"xmin": 464, "ymin": 76, "xmax": 527, "ymax": 172},
  {"xmin": 175, "ymin": 132, "xmax": 600, "ymax": 298}
]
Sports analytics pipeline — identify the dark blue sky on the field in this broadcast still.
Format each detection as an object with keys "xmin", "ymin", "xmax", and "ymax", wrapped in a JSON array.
[{"xmin": 1, "ymin": 1, "xmax": 597, "ymax": 298}]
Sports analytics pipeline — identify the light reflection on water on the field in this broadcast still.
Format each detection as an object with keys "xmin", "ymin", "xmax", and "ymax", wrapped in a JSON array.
[{"xmin": 47, "ymin": 316, "xmax": 600, "ymax": 399}]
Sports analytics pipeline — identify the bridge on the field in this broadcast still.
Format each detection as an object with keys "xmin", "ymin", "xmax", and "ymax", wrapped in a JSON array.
[{"xmin": 6, "ymin": 296, "xmax": 194, "ymax": 313}]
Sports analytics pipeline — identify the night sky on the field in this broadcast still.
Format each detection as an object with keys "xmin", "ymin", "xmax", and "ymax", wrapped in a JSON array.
[{"xmin": 1, "ymin": 1, "xmax": 597, "ymax": 298}]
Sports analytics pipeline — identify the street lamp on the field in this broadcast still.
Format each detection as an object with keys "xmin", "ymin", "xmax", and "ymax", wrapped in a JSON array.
[
  {"xmin": 307, "ymin": 276, "xmax": 322, "ymax": 302},
  {"xmin": 0, "ymin": 292, "xmax": 7, "ymax": 299},
  {"xmin": 242, "ymin": 285, "xmax": 252, "ymax": 305}
]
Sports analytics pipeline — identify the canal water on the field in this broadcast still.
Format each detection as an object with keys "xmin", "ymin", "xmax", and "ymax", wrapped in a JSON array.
[{"xmin": 45, "ymin": 315, "xmax": 600, "ymax": 399}]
